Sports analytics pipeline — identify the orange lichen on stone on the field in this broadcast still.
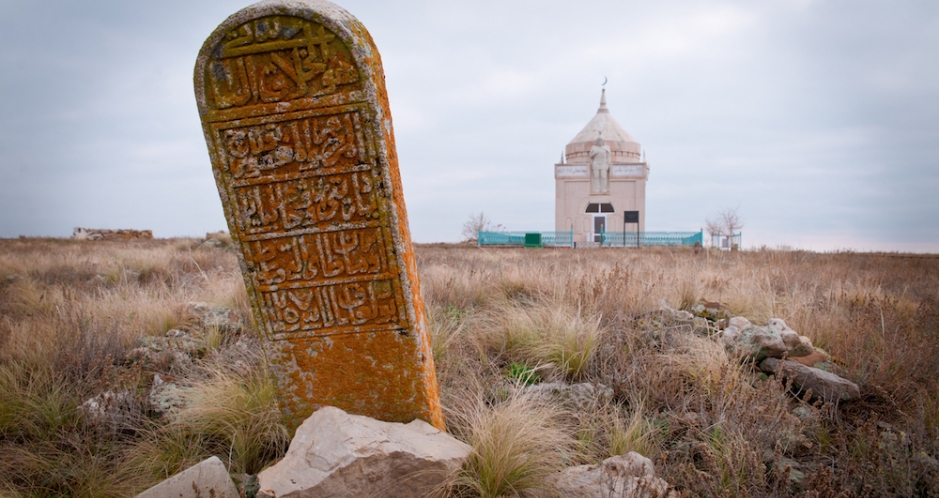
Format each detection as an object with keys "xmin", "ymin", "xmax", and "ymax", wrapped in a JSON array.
[{"xmin": 194, "ymin": 0, "xmax": 442, "ymax": 430}]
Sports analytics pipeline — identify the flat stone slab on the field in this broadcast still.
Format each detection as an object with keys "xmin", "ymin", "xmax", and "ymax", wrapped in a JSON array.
[
  {"xmin": 194, "ymin": 0, "xmax": 442, "ymax": 430},
  {"xmin": 136, "ymin": 456, "xmax": 239, "ymax": 498}
]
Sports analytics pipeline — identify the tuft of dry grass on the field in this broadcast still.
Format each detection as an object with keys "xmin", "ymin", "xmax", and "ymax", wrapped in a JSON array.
[{"xmin": 443, "ymin": 385, "xmax": 579, "ymax": 498}]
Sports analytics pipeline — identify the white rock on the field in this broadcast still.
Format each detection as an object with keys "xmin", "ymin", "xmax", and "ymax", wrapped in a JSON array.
[
  {"xmin": 728, "ymin": 316, "xmax": 752, "ymax": 330},
  {"xmin": 136, "ymin": 456, "xmax": 239, "ymax": 498},
  {"xmin": 728, "ymin": 325, "xmax": 788, "ymax": 361},
  {"xmin": 548, "ymin": 453, "xmax": 676, "ymax": 498},
  {"xmin": 80, "ymin": 390, "xmax": 136, "ymax": 431},
  {"xmin": 257, "ymin": 406, "xmax": 471, "ymax": 498},
  {"xmin": 722, "ymin": 325, "xmax": 741, "ymax": 347}
]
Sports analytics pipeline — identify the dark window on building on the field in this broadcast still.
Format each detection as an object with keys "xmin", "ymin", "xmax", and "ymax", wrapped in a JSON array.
[{"xmin": 585, "ymin": 203, "xmax": 615, "ymax": 213}]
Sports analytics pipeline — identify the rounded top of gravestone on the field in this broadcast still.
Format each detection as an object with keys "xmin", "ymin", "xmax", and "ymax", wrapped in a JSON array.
[{"xmin": 564, "ymin": 89, "xmax": 642, "ymax": 164}]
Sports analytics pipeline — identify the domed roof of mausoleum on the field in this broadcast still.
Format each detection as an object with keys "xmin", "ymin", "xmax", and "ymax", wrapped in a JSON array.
[{"xmin": 565, "ymin": 89, "xmax": 642, "ymax": 164}]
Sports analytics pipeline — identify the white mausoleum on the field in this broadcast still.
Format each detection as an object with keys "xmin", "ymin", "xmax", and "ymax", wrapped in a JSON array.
[{"xmin": 555, "ymin": 89, "xmax": 648, "ymax": 243}]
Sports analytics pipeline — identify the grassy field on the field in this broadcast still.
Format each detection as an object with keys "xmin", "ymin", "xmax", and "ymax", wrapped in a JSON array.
[{"xmin": 0, "ymin": 238, "xmax": 937, "ymax": 497}]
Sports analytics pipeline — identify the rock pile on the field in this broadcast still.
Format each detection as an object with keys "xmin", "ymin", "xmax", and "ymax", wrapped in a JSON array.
[
  {"xmin": 658, "ymin": 301, "xmax": 860, "ymax": 404},
  {"xmin": 720, "ymin": 316, "xmax": 858, "ymax": 403}
]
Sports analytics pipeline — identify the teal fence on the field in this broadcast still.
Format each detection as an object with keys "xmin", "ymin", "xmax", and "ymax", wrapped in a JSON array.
[
  {"xmin": 477, "ymin": 230, "xmax": 703, "ymax": 247},
  {"xmin": 601, "ymin": 230, "xmax": 703, "ymax": 247},
  {"xmin": 478, "ymin": 231, "xmax": 574, "ymax": 247}
]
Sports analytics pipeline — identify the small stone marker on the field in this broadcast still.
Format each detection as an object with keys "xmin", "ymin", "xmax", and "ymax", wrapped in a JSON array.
[{"xmin": 194, "ymin": 0, "xmax": 443, "ymax": 430}]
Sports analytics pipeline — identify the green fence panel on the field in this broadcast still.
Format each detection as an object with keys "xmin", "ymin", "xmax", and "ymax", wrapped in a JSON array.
[{"xmin": 524, "ymin": 233, "xmax": 543, "ymax": 248}]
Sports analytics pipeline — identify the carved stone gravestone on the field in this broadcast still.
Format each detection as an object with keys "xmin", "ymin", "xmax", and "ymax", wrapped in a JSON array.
[{"xmin": 194, "ymin": 0, "xmax": 443, "ymax": 430}]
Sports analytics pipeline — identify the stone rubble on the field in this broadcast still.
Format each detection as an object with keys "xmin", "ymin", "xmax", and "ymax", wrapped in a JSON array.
[{"xmin": 547, "ymin": 452, "xmax": 677, "ymax": 498}]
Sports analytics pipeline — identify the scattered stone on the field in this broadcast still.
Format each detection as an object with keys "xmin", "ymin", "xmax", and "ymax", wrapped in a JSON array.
[
  {"xmin": 759, "ymin": 358, "xmax": 860, "ymax": 403},
  {"xmin": 256, "ymin": 406, "xmax": 471, "ymax": 498},
  {"xmin": 523, "ymin": 382, "xmax": 614, "ymax": 410},
  {"xmin": 136, "ymin": 456, "xmax": 239, "ymax": 498},
  {"xmin": 659, "ymin": 301, "xmax": 693, "ymax": 322},
  {"xmin": 791, "ymin": 405, "xmax": 819, "ymax": 426},
  {"xmin": 134, "ymin": 334, "xmax": 207, "ymax": 357},
  {"xmin": 673, "ymin": 410, "xmax": 710, "ymax": 428},
  {"xmin": 762, "ymin": 450, "xmax": 805, "ymax": 486},
  {"xmin": 199, "ymin": 237, "xmax": 227, "ymax": 249},
  {"xmin": 80, "ymin": 390, "xmax": 137, "ymax": 430},
  {"xmin": 187, "ymin": 302, "xmax": 244, "ymax": 332},
  {"xmin": 728, "ymin": 316, "xmax": 752, "ymax": 330},
  {"xmin": 149, "ymin": 374, "xmax": 186, "ymax": 415},
  {"xmin": 547, "ymin": 452, "xmax": 676, "ymax": 498},
  {"xmin": 691, "ymin": 302, "xmax": 727, "ymax": 323}
]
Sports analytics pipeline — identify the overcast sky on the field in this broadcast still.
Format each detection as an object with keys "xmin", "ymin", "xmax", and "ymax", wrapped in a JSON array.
[{"xmin": 1, "ymin": 0, "xmax": 937, "ymax": 251}]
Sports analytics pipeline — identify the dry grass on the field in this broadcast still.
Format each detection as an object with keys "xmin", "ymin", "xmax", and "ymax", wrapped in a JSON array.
[
  {"xmin": 420, "ymin": 245, "xmax": 939, "ymax": 497},
  {"xmin": 1, "ymin": 239, "xmax": 938, "ymax": 497}
]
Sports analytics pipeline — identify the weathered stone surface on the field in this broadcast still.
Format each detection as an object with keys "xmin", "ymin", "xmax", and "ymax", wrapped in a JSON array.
[
  {"xmin": 727, "ymin": 316, "xmax": 752, "ymax": 330},
  {"xmin": 724, "ymin": 318, "xmax": 817, "ymax": 362},
  {"xmin": 256, "ymin": 406, "xmax": 471, "ymax": 498},
  {"xmin": 788, "ymin": 335, "xmax": 816, "ymax": 358},
  {"xmin": 767, "ymin": 318, "xmax": 802, "ymax": 349},
  {"xmin": 547, "ymin": 453, "xmax": 676, "ymax": 498},
  {"xmin": 759, "ymin": 358, "xmax": 860, "ymax": 403},
  {"xmin": 726, "ymin": 324, "xmax": 788, "ymax": 361},
  {"xmin": 136, "ymin": 456, "xmax": 239, "ymax": 498},
  {"xmin": 72, "ymin": 227, "xmax": 153, "ymax": 240},
  {"xmin": 194, "ymin": 0, "xmax": 442, "ymax": 430},
  {"xmin": 149, "ymin": 373, "xmax": 186, "ymax": 415},
  {"xmin": 79, "ymin": 389, "xmax": 137, "ymax": 431}
]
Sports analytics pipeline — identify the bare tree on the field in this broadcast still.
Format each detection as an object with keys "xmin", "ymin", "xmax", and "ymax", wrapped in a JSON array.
[
  {"xmin": 705, "ymin": 207, "xmax": 744, "ymax": 249},
  {"xmin": 461, "ymin": 211, "xmax": 494, "ymax": 242}
]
